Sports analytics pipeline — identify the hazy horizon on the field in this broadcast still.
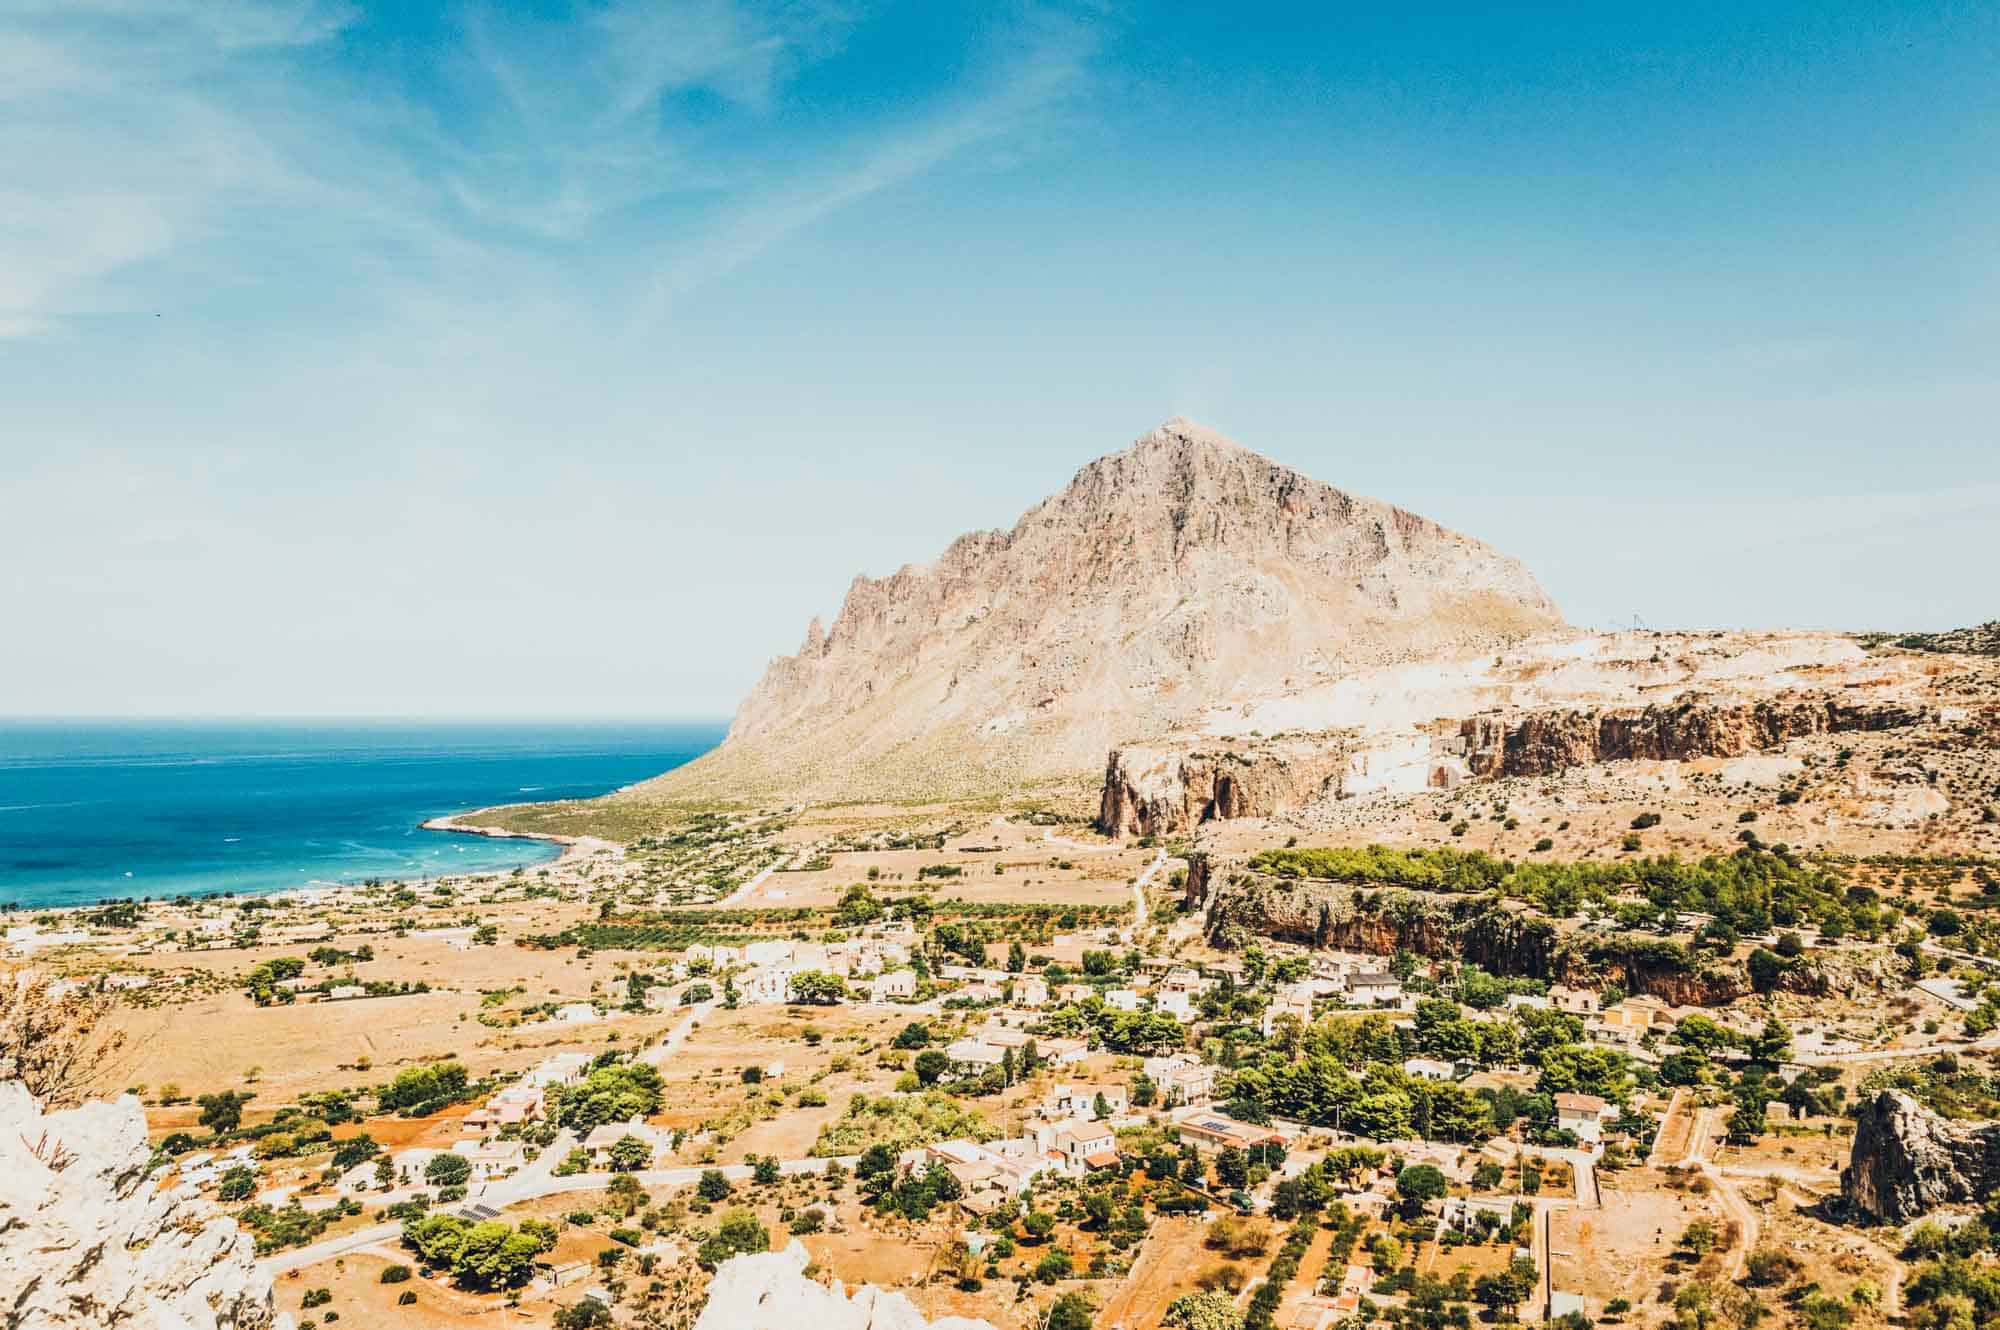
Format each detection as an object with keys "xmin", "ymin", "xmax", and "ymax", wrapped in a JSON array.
[{"xmin": 4, "ymin": 2, "xmax": 1994, "ymax": 720}]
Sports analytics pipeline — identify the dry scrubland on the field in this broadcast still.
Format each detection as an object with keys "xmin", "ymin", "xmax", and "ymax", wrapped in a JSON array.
[{"xmin": 9, "ymin": 636, "xmax": 2000, "ymax": 1330}]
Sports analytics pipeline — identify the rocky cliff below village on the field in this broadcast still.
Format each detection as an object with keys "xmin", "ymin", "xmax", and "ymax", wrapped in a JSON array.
[
  {"xmin": 1195, "ymin": 872, "xmax": 1901, "ymax": 1006},
  {"xmin": 0, "ymin": 1081, "xmax": 288, "ymax": 1330},
  {"xmin": 622, "ymin": 418, "xmax": 1562, "ymax": 805},
  {"xmin": 1844, "ymin": 1090, "xmax": 2000, "ymax": 1222},
  {"xmin": 696, "ymin": 1241, "xmax": 994, "ymax": 1330},
  {"xmin": 1096, "ymin": 661, "xmax": 1941, "ymax": 836},
  {"xmin": 1098, "ymin": 736, "xmax": 1354, "ymax": 838},
  {"xmin": 1459, "ymin": 693, "xmax": 1935, "ymax": 779}
]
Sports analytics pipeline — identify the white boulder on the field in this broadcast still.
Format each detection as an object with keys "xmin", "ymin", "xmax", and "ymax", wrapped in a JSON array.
[
  {"xmin": 694, "ymin": 1240, "xmax": 994, "ymax": 1330},
  {"xmin": 0, "ymin": 1080, "xmax": 291, "ymax": 1329}
]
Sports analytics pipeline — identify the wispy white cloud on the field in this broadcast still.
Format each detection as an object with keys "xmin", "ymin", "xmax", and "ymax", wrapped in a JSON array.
[
  {"xmin": 651, "ymin": 11, "xmax": 1097, "ymax": 301},
  {"xmin": 0, "ymin": 1, "xmax": 1097, "ymax": 338}
]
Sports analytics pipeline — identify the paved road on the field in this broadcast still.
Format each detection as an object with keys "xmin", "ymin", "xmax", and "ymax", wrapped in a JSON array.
[
  {"xmin": 715, "ymin": 863, "xmax": 778, "ymax": 908},
  {"xmin": 260, "ymin": 1154, "xmax": 854, "ymax": 1275},
  {"xmin": 1922, "ymin": 939, "xmax": 2000, "ymax": 971},
  {"xmin": 1795, "ymin": 1033, "xmax": 2000, "ymax": 1065}
]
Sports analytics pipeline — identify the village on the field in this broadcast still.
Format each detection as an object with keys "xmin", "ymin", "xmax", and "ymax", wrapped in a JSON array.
[{"xmin": 12, "ymin": 796, "xmax": 1994, "ymax": 1330}]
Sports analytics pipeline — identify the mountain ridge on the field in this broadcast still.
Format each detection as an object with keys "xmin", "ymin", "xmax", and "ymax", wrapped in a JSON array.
[{"xmin": 632, "ymin": 418, "xmax": 1565, "ymax": 805}]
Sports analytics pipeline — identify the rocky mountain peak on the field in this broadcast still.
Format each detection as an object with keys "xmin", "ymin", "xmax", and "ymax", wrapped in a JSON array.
[{"xmin": 634, "ymin": 420, "xmax": 1564, "ymax": 804}]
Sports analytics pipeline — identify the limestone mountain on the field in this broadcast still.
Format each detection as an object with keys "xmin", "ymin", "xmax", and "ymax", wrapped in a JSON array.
[{"xmin": 634, "ymin": 418, "xmax": 1564, "ymax": 804}]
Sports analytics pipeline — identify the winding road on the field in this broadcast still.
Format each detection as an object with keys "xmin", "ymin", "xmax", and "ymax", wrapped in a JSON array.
[
  {"xmin": 1131, "ymin": 848, "xmax": 1168, "ymax": 929},
  {"xmin": 261, "ymin": 1153, "xmax": 854, "ymax": 1275}
]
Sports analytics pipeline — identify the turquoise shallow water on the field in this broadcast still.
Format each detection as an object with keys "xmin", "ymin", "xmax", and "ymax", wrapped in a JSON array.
[{"xmin": 0, "ymin": 721, "xmax": 723, "ymax": 909}]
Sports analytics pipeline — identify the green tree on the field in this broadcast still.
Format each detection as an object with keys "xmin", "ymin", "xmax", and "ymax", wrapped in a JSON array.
[
  {"xmin": 217, "ymin": 1165, "xmax": 257, "ymax": 1202},
  {"xmin": 1047, "ymin": 1291, "xmax": 1094, "ymax": 1330},
  {"xmin": 697, "ymin": 1168, "xmax": 733, "ymax": 1202},
  {"xmin": 697, "ymin": 1210, "xmax": 770, "ymax": 1269},
  {"xmin": 1164, "ymin": 1291, "xmax": 1244, "ymax": 1330},
  {"xmin": 606, "ymin": 1134, "xmax": 652, "ymax": 1172},
  {"xmin": 197, "ymin": 1090, "xmax": 253, "ymax": 1134},
  {"xmin": 548, "ymin": 1061, "xmax": 663, "ymax": 1130},
  {"xmin": 424, "ymin": 1152, "xmax": 472, "ymax": 1188},
  {"xmin": 452, "ymin": 1220, "xmax": 541, "ymax": 1290},
  {"xmin": 1749, "ymin": 1017, "xmax": 1793, "ymax": 1065},
  {"xmin": 1395, "ymin": 1163, "xmax": 1448, "ymax": 1213},
  {"xmin": 788, "ymin": 971, "xmax": 847, "ymax": 1005},
  {"xmin": 553, "ymin": 1299, "xmax": 614, "ymax": 1329},
  {"xmin": 403, "ymin": 1213, "xmax": 471, "ymax": 1267},
  {"xmin": 1746, "ymin": 947, "xmax": 1789, "ymax": 993}
]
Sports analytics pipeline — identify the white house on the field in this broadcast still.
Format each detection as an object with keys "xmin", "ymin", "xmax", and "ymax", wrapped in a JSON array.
[
  {"xmin": 1104, "ymin": 988, "xmax": 1141, "ymax": 1013},
  {"xmin": 1144, "ymin": 1053, "xmax": 1217, "ymax": 1108},
  {"xmin": 869, "ymin": 969, "xmax": 918, "ymax": 1002},
  {"xmin": 738, "ymin": 965, "xmax": 798, "ymax": 1005},
  {"xmin": 1345, "ymin": 971, "xmax": 1403, "ymax": 1007},
  {"xmin": 1402, "ymin": 1057, "xmax": 1455, "ymax": 1082},
  {"xmin": 1042, "ymin": 1083, "xmax": 1129, "ymax": 1122},
  {"xmin": 1031, "ymin": 1119, "xmax": 1118, "ymax": 1173},
  {"xmin": 945, "ymin": 1037, "xmax": 1007, "ymax": 1069},
  {"xmin": 1015, "ymin": 976, "xmax": 1050, "ymax": 1007},
  {"xmin": 581, "ymin": 1120, "xmax": 664, "ymax": 1168},
  {"xmin": 1039, "ymin": 1037, "xmax": 1090, "ymax": 1066},
  {"xmin": 452, "ymin": 1138, "xmax": 528, "ymax": 1182},
  {"xmin": 524, "ymin": 1051, "xmax": 592, "ymax": 1088},
  {"xmin": 743, "ymin": 940, "xmax": 797, "ymax": 967},
  {"xmin": 386, "ymin": 1148, "xmax": 446, "ymax": 1186},
  {"xmin": 1263, "ymin": 982, "xmax": 1316, "ymax": 1036},
  {"xmin": 1554, "ymin": 1092, "xmax": 1607, "ymax": 1144},
  {"xmin": 1440, "ymin": 1195, "xmax": 1517, "ymax": 1232}
]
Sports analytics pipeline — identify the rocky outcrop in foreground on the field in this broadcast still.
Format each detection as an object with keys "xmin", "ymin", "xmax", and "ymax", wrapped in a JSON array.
[
  {"xmin": 0, "ymin": 1081, "xmax": 287, "ymax": 1330},
  {"xmin": 1099, "ymin": 738, "xmax": 1351, "ymax": 837},
  {"xmin": 1460, "ymin": 694, "xmax": 1932, "ymax": 779},
  {"xmin": 695, "ymin": 1241, "xmax": 993, "ymax": 1330},
  {"xmin": 1844, "ymin": 1089, "xmax": 2000, "ymax": 1222}
]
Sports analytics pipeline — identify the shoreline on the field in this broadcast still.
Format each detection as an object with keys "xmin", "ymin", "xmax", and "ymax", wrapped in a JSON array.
[
  {"xmin": 0, "ymin": 813, "xmax": 592, "ymax": 920},
  {"xmin": 419, "ymin": 811, "xmax": 620, "ymax": 867}
]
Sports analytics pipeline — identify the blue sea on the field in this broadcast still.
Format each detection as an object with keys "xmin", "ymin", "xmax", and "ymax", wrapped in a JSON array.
[{"xmin": 0, "ymin": 721, "xmax": 723, "ymax": 910}]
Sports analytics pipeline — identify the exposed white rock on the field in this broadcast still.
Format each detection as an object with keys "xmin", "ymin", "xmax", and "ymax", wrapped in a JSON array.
[
  {"xmin": 631, "ymin": 417, "xmax": 1565, "ymax": 803},
  {"xmin": 0, "ymin": 1080, "xmax": 290, "ymax": 1330},
  {"xmin": 694, "ymin": 1241, "xmax": 994, "ymax": 1330}
]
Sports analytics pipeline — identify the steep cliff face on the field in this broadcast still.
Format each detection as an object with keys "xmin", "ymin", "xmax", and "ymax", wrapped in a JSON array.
[
  {"xmin": 629, "ymin": 419, "xmax": 1562, "ymax": 804},
  {"xmin": 0, "ymin": 1081, "xmax": 288, "ymax": 1330},
  {"xmin": 1461, "ymin": 694, "xmax": 1933, "ymax": 778},
  {"xmin": 1844, "ymin": 1090, "xmax": 2000, "ymax": 1222},
  {"xmin": 1199, "ymin": 874, "xmax": 1885, "ymax": 1006},
  {"xmin": 1098, "ymin": 739, "xmax": 1351, "ymax": 837}
]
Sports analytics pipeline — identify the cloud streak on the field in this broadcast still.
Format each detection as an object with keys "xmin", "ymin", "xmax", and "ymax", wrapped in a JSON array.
[
  {"xmin": 650, "ymin": 13, "xmax": 1097, "ymax": 302},
  {"xmin": 0, "ymin": 1, "xmax": 1096, "ymax": 337}
]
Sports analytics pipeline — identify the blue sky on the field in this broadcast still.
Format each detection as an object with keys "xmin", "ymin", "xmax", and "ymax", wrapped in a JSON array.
[{"xmin": 2, "ymin": 1, "xmax": 1995, "ymax": 718}]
